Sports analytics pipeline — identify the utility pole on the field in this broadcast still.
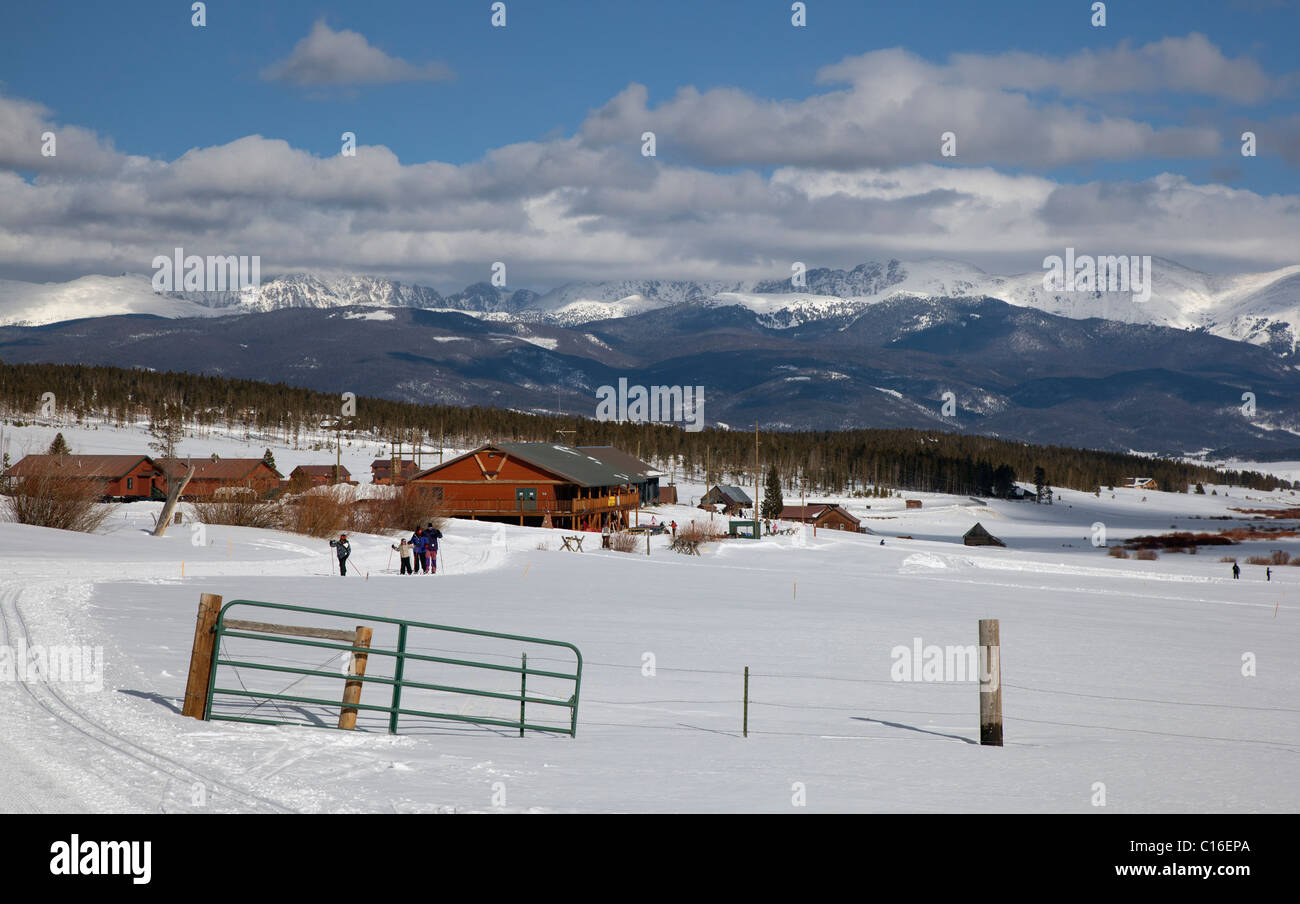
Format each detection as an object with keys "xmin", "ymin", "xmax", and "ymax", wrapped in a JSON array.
[{"xmin": 754, "ymin": 422, "xmax": 760, "ymax": 524}]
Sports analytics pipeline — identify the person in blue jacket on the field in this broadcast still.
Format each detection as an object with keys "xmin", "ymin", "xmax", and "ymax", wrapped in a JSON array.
[{"xmin": 411, "ymin": 527, "xmax": 429, "ymax": 574}]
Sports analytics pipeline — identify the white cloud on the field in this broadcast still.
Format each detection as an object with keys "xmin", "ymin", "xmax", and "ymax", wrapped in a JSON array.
[
  {"xmin": 580, "ymin": 35, "xmax": 1289, "ymax": 169},
  {"xmin": 261, "ymin": 21, "xmax": 454, "ymax": 87}
]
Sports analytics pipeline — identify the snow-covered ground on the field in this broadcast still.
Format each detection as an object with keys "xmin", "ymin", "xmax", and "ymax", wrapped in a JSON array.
[{"xmin": 2, "ymin": 422, "xmax": 1299, "ymax": 813}]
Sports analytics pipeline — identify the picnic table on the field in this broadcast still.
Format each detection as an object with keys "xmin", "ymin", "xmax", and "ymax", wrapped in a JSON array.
[{"xmin": 561, "ymin": 535, "xmax": 585, "ymax": 552}]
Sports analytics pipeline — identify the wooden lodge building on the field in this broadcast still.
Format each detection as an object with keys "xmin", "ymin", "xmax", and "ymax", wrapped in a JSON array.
[
  {"xmin": 778, "ymin": 503, "xmax": 862, "ymax": 532},
  {"xmin": 155, "ymin": 457, "xmax": 283, "ymax": 498},
  {"xmin": 407, "ymin": 442, "xmax": 643, "ymax": 529},
  {"xmin": 5, "ymin": 454, "xmax": 166, "ymax": 500},
  {"xmin": 576, "ymin": 445, "xmax": 661, "ymax": 506}
]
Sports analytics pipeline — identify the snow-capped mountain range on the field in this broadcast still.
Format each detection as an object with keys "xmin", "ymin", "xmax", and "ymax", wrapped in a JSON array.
[{"xmin": 2, "ymin": 257, "xmax": 1298, "ymax": 357}]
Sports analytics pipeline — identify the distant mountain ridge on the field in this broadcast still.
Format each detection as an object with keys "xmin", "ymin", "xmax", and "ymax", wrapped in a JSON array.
[
  {"xmin": 1, "ymin": 294, "xmax": 1298, "ymax": 457},
  {"xmin": 1, "ymin": 257, "xmax": 1298, "ymax": 357}
]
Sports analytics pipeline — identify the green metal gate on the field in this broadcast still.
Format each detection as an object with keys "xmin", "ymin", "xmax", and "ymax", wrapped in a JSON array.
[{"xmin": 204, "ymin": 599, "xmax": 583, "ymax": 736}]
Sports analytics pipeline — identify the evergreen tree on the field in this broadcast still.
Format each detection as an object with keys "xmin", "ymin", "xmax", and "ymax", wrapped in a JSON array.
[
  {"xmin": 262, "ymin": 447, "xmax": 277, "ymax": 472},
  {"xmin": 1033, "ymin": 466, "xmax": 1047, "ymax": 504},
  {"xmin": 148, "ymin": 404, "xmax": 184, "ymax": 458},
  {"xmin": 761, "ymin": 464, "xmax": 784, "ymax": 520},
  {"xmin": 47, "ymin": 432, "xmax": 71, "ymax": 456}
]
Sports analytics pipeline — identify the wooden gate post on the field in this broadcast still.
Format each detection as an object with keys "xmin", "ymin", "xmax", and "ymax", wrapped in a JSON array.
[
  {"xmin": 338, "ymin": 626, "xmax": 373, "ymax": 730},
  {"xmin": 979, "ymin": 618, "xmax": 1003, "ymax": 746},
  {"xmin": 182, "ymin": 593, "xmax": 222, "ymax": 719}
]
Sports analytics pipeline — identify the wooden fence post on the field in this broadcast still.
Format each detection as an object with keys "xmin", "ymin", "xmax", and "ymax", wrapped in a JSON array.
[
  {"xmin": 743, "ymin": 666, "xmax": 749, "ymax": 738},
  {"xmin": 338, "ymin": 626, "xmax": 373, "ymax": 730},
  {"xmin": 979, "ymin": 618, "xmax": 1003, "ymax": 746},
  {"xmin": 182, "ymin": 593, "xmax": 222, "ymax": 719}
]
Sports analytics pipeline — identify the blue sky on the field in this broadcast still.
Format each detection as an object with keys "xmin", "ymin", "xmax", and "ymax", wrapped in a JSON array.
[{"xmin": 0, "ymin": 0, "xmax": 1297, "ymax": 287}]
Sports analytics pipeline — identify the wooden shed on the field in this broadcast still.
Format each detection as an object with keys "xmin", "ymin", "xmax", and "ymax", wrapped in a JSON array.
[
  {"xmin": 963, "ymin": 522, "xmax": 1006, "ymax": 547},
  {"xmin": 407, "ymin": 442, "xmax": 642, "ymax": 529},
  {"xmin": 156, "ymin": 457, "xmax": 283, "ymax": 498},
  {"xmin": 700, "ymin": 485, "xmax": 752, "ymax": 515},
  {"xmin": 6, "ymin": 454, "xmax": 165, "ymax": 500},
  {"xmin": 778, "ymin": 503, "xmax": 861, "ymax": 532},
  {"xmin": 657, "ymin": 485, "xmax": 678, "ymax": 505}
]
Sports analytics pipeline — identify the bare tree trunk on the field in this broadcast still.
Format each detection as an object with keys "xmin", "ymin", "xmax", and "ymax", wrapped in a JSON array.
[{"xmin": 152, "ymin": 464, "xmax": 194, "ymax": 537}]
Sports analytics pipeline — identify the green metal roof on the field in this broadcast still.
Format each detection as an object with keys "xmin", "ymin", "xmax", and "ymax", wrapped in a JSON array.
[{"xmin": 493, "ymin": 442, "xmax": 637, "ymax": 488}]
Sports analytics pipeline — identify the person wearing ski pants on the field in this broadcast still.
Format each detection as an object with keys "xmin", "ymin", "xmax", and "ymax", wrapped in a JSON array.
[
  {"xmin": 392, "ymin": 537, "xmax": 414, "ymax": 575},
  {"xmin": 329, "ymin": 533, "xmax": 351, "ymax": 576},
  {"xmin": 412, "ymin": 528, "xmax": 429, "ymax": 574},
  {"xmin": 425, "ymin": 523, "xmax": 443, "ymax": 573}
]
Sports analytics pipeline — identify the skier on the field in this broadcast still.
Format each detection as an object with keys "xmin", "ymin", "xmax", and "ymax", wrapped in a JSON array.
[
  {"xmin": 1267, "ymin": 567, "xmax": 1272, "ymax": 582},
  {"xmin": 392, "ymin": 536, "xmax": 414, "ymax": 575},
  {"xmin": 425, "ymin": 522, "xmax": 443, "ymax": 573},
  {"xmin": 329, "ymin": 533, "xmax": 351, "ymax": 576},
  {"xmin": 1232, "ymin": 562, "xmax": 1241, "ymax": 580},
  {"xmin": 411, "ymin": 527, "xmax": 429, "ymax": 574}
]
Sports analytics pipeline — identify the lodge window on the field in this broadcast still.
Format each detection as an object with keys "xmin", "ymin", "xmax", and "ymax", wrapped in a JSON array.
[{"xmin": 126, "ymin": 478, "xmax": 134, "ymax": 490}]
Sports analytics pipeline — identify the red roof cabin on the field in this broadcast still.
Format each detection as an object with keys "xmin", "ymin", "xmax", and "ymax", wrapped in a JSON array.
[
  {"xmin": 778, "ymin": 503, "xmax": 862, "ymax": 532},
  {"xmin": 6, "ymin": 454, "xmax": 165, "ymax": 500},
  {"xmin": 155, "ymin": 457, "xmax": 283, "ymax": 498}
]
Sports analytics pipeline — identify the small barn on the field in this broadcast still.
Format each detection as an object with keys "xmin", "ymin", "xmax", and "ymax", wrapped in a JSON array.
[
  {"xmin": 963, "ymin": 523, "xmax": 1006, "ymax": 547},
  {"xmin": 371, "ymin": 458, "xmax": 420, "ymax": 485},
  {"xmin": 700, "ymin": 485, "xmax": 752, "ymax": 515},
  {"xmin": 779, "ymin": 503, "xmax": 861, "ymax": 532},
  {"xmin": 407, "ymin": 442, "xmax": 642, "ymax": 529},
  {"xmin": 6, "ymin": 454, "xmax": 165, "ymax": 500},
  {"xmin": 156, "ymin": 457, "xmax": 283, "ymax": 498},
  {"xmin": 289, "ymin": 464, "xmax": 352, "ymax": 487}
]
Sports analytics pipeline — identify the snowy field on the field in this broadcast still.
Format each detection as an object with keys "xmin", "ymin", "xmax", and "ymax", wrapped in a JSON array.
[{"xmin": 2, "ymin": 422, "xmax": 1299, "ymax": 813}]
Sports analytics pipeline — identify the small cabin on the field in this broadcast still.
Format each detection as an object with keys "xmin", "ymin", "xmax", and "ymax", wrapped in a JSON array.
[
  {"xmin": 700, "ymin": 485, "xmax": 752, "ymax": 515},
  {"xmin": 963, "ymin": 522, "xmax": 1006, "ymax": 547},
  {"xmin": 371, "ymin": 458, "xmax": 420, "ymax": 485},
  {"xmin": 1124, "ymin": 477, "xmax": 1157, "ymax": 490},
  {"xmin": 289, "ymin": 464, "xmax": 352, "ymax": 487},
  {"xmin": 778, "ymin": 503, "xmax": 861, "ymax": 532},
  {"xmin": 905, "ymin": 499, "xmax": 923, "ymax": 509}
]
